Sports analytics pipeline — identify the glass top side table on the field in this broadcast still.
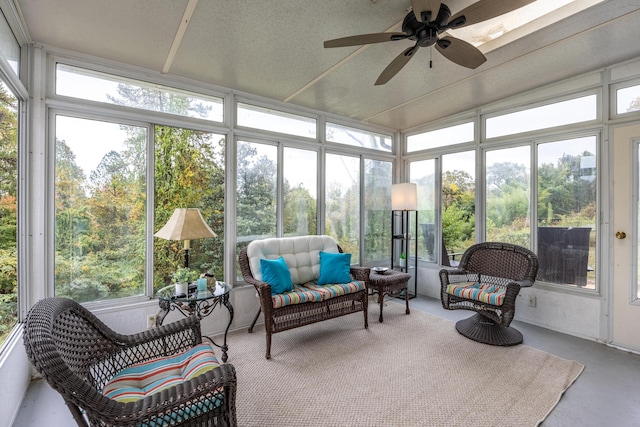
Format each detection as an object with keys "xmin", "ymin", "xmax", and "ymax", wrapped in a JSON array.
[{"xmin": 155, "ymin": 281, "xmax": 234, "ymax": 362}]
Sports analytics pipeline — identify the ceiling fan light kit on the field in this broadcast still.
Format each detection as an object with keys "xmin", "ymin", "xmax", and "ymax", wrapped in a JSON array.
[{"xmin": 324, "ymin": 0, "xmax": 535, "ymax": 85}]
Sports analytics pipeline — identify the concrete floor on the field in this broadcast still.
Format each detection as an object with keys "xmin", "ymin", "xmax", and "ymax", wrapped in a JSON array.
[{"xmin": 13, "ymin": 295, "xmax": 640, "ymax": 426}]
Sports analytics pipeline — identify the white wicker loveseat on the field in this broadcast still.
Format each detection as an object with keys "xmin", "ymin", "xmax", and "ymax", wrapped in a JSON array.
[{"xmin": 239, "ymin": 235, "xmax": 369, "ymax": 359}]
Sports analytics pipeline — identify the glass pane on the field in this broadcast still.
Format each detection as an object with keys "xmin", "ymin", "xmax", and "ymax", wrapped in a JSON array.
[
  {"xmin": 236, "ymin": 141, "xmax": 277, "ymax": 267},
  {"xmin": 56, "ymin": 64, "xmax": 224, "ymax": 122},
  {"xmin": 326, "ymin": 122, "xmax": 392, "ymax": 152},
  {"xmin": 364, "ymin": 159, "xmax": 392, "ymax": 265},
  {"xmin": 283, "ymin": 147, "xmax": 317, "ymax": 237},
  {"xmin": 410, "ymin": 159, "xmax": 436, "ymax": 263},
  {"xmin": 154, "ymin": 128, "xmax": 225, "ymax": 291},
  {"xmin": 486, "ymin": 146, "xmax": 531, "ymax": 247},
  {"xmin": 407, "ymin": 122, "xmax": 474, "ymax": 152},
  {"xmin": 237, "ymin": 102, "xmax": 316, "ymax": 139},
  {"xmin": 55, "ymin": 116, "xmax": 147, "ymax": 302},
  {"xmin": 0, "ymin": 81, "xmax": 18, "ymax": 346},
  {"xmin": 617, "ymin": 84, "xmax": 640, "ymax": 114},
  {"xmin": 537, "ymin": 136, "xmax": 597, "ymax": 289},
  {"xmin": 0, "ymin": 13, "xmax": 19, "ymax": 76},
  {"xmin": 486, "ymin": 94, "xmax": 597, "ymax": 138},
  {"xmin": 325, "ymin": 153, "xmax": 360, "ymax": 260},
  {"xmin": 442, "ymin": 151, "xmax": 476, "ymax": 263}
]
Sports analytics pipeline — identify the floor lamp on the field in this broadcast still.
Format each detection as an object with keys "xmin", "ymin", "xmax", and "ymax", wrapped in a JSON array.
[{"xmin": 154, "ymin": 208, "xmax": 217, "ymax": 268}]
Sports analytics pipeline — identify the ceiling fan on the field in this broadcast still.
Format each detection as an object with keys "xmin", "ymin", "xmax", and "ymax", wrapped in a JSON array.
[{"xmin": 324, "ymin": 0, "xmax": 536, "ymax": 85}]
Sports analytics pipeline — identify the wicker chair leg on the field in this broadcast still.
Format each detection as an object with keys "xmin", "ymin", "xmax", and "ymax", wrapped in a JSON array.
[
  {"xmin": 65, "ymin": 401, "xmax": 88, "ymax": 427},
  {"xmin": 265, "ymin": 332, "xmax": 272, "ymax": 359},
  {"xmin": 248, "ymin": 307, "xmax": 261, "ymax": 333},
  {"xmin": 455, "ymin": 313, "xmax": 524, "ymax": 346}
]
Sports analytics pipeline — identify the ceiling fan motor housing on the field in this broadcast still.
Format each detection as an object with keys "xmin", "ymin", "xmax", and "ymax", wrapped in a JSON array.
[{"xmin": 403, "ymin": 3, "xmax": 451, "ymax": 47}]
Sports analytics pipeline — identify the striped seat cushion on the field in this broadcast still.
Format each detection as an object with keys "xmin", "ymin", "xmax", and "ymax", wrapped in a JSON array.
[
  {"xmin": 446, "ymin": 282, "xmax": 506, "ymax": 306},
  {"xmin": 103, "ymin": 342, "xmax": 221, "ymax": 403},
  {"xmin": 272, "ymin": 280, "xmax": 366, "ymax": 308}
]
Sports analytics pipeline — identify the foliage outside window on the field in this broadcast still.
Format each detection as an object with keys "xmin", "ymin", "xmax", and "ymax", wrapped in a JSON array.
[
  {"xmin": 325, "ymin": 153, "xmax": 360, "ymax": 259},
  {"xmin": 537, "ymin": 136, "xmax": 597, "ymax": 289},
  {"xmin": 326, "ymin": 122, "xmax": 392, "ymax": 152},
  {"xmin": 56, "ymin": 64, "xmax": 224, "ymax": 122},
  {"xmin": 442, "ymin": 151, "xmax": 476, "ymax": 257},
  {"xmin": 55, "ymin": 116, "xmax": 147, "ymax": 302},
  {"xmin": 153, "ymin": 127, "xmax": 225, "ymax": 291},
  {"xmin": 283, "ymin": 147, "xmax": 317, "ymax": 237},
  {"xmin": 0, "ymin": 83, "xmax": 17, "ymax": 346},
  {"xmin": 485, "ymin": 146, "xmax": 531, "ymax": 247},
  {"xmin": 363, "ymin": 159, "xmax": 392, "ymax": 264}
]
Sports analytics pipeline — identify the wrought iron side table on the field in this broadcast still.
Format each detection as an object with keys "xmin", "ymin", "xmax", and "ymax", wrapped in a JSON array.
[{"xmin": 155, "ymin": 281, "xmax": 234, "ymax": 362}]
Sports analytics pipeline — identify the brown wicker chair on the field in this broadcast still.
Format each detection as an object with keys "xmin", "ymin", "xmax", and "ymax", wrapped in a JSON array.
[
  {"xmin": 440, "ymin": 242, "xmax": 538, "ymax": 346},
  {"xmin": 23, "ymin": 297, "xmax": 237, "ymax": 426}
]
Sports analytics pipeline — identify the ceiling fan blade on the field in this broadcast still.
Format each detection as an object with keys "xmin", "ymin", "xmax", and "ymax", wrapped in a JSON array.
[
  {"xmin": 435, "ymin": 36, "xmax": 487, "ymax": 69},
  {"xmin": 448, "ymin": 0, "xmax": 535, "ymax": 29},
  {"xmin": 411, "ymin": 0, "xmax": 441, "ymax": 22},
  {"xmin": 324, "ymin": 33, "xmax": 407, "ymax": 48},
  {"xmin": 375, "ymin": 46, "xmax": 418, "ymax": 86}
]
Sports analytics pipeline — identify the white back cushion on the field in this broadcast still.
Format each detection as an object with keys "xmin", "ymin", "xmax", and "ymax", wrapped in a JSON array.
[{"xmin": 246, "ymin": 235, "xmax": 340, "ymax": 285}]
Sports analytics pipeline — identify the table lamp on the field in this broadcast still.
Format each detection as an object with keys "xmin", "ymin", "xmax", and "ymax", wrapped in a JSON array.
[{"xmin": 154, "ymin": 208, "xmax": 217, "ymax": 268}]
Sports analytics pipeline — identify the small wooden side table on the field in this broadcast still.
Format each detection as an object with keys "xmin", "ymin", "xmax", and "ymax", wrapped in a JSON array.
[{"xmin": 368, "ymin": 269, "xmax": 412, "ymax": 322}]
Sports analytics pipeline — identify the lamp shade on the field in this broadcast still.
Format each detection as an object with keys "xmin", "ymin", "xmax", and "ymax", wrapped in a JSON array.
[
  {"xmin": 391, "ymin": 183, "xmax": 418, "ymax": 211},
  {"xmin": 154, "ymin": 208, "xmax": 217, "ymax": 241}
]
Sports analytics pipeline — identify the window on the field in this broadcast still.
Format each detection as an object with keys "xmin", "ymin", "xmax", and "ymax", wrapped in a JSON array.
[
  {"xmin": 363, "ymin": 159, "xmax": 392, "ymax": 264},
  {"xmin": 537, "ymin": 136, "xmax": 597, "ymax": 289},
  {"xmin": 485, "ymin": 146, "xmax": 531, "ymax": 247},
  {"xmin": 486, "ymin": 94, "xmax": 597, "ymax": 138},
  {"xmin": 442, "ymin": 151, "xmax": 476, "ymax": 258},
  {"xmin": 54, "ymin": 116, "xmax": 147, "ymax": 302},
  {"xmin": 56, "ymin": 64, "xmax": 224, "ymax": 122},
  {"xmin": 237, "ymin": 103, "xmax": 316, "ymax": 138},
  {"xmin": 616, "ymin": 84, "xmax": 640, "ymax": 115},
  {"xmin": 0, "ymin": 14, "xmax": 19, "ymax": 76},
  {"xmin": 326, "ymin": 122, "xmax": 392, "ymax": 152},
  {"xmin": 407, "ymin": 122, "xmax": 474, "ymax": 152},
  {"xmin": 154, "ymin": 127, "xmax": 225, "ymax": 291},
  {"xmin": 235, "ymin": 141, "xmax": 318, "ymax": 273},
  {"xmin": 283, "ymin": 147, "xmax": 317, "ymax": 237},
  {"xmin": 410, "ymin": 159, "xmax": 436, "ymax": 262},
  {"xmin": 0, "ymin": 81, "xmax": 17, "ymax": 346},
  {"xmin": 325, "ymin": 153, "xmax": 360, "ymax": 259}
]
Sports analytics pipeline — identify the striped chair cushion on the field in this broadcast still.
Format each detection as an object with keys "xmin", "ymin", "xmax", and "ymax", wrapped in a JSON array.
[
  {"xmin": 103, "ymin": 342, "xmax": 221, "ymax": 403},
  {"xmin": 272, "ymin": 280, "xmax": 366, "ymax": 308},
  {"xmin": 446, "ymin": 282, "xmax": 506, "ymax": 306}
]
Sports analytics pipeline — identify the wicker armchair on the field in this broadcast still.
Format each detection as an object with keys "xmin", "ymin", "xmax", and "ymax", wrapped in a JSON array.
[
  {"xmin": 23, "ymin": 297, "xmax": 237, "ymax": 426},
  {"xmin": 440, "ymin": 242, "xmax": 538, "ymax": 346}
]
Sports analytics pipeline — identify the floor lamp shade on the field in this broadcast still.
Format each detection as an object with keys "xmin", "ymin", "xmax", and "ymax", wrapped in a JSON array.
[
  {"xmin": 391, "ymin": 183, "xmax": 418, "ymax": 211},
  {"xmin": 154, "ymin": 208, "xmax": 217, "ymax": 241}
]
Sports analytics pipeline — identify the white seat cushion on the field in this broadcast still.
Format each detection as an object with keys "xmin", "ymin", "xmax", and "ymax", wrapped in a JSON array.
[{"xmin": 246, "ymin": 235, "xmax": 340, "ymax": 285}]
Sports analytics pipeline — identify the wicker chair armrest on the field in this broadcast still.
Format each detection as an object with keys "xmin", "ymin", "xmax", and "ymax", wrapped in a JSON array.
[
  {"xmin": 87, "ymin": 363, "xmax": 237, "ymax": 425},
  {"xmin": 350, "ymin": 266, "xmax": 371, "ymax": 283}
]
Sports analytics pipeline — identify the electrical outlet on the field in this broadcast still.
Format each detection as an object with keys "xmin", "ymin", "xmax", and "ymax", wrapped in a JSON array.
[
  {"xmin": 147, "ymin": 314, "xmax": 157, "ymax": 329},
  {"xmin": 528, "ymin": 295, "xmax": 536, "ymax": 307}
]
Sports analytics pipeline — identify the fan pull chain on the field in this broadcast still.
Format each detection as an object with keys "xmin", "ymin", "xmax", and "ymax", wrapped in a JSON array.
[{"xmin": 430, "ymin": 47, "xmax": 433, "ymax": 69}]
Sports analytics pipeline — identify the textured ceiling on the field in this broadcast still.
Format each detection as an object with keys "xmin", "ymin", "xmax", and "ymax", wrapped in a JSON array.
[{"xmin": 16, "ymin": 0, "xmax": 640, "ymax": 132}]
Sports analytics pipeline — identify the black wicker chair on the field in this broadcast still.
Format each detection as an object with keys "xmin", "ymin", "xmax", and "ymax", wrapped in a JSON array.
[
  {"xmin": 440, "ymin": 242, "xmax": 538, "ymax": 346},
  {"xmin": 23, "ymin": 297, "xmax": 237, "ymax": 426}
]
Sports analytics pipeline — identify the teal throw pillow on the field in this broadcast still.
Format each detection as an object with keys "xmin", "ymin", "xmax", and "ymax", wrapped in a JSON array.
[
  {"xmin": 318, "ymin": 251, "xmax": 352, "ymax": 285},
  {"xmin": 260, "ymin": 257, "xmax": 293, "ymax": 295}
]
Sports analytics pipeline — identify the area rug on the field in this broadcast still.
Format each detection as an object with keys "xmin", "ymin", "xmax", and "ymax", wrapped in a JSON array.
[{"xmin": 224, "ymin": 302, "xmax": 584, "ymax": 426}]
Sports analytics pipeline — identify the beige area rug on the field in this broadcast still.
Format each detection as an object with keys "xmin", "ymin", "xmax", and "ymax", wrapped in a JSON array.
[{"xmin": 225, "ymin": 302, "xmax": 584, "ymax": 427}]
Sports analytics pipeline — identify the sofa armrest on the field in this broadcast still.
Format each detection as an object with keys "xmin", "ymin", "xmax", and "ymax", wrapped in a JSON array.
[{"xmin": 350, "ymin": 266, "xmax": 371, "ymax": 283}]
